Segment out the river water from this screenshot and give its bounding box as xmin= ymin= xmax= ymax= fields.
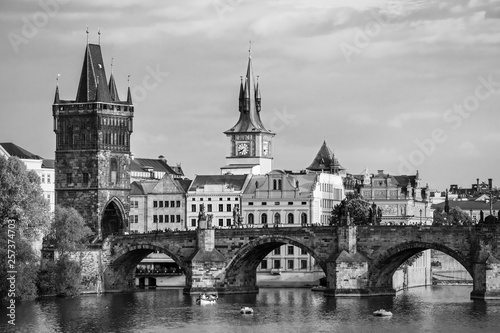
xmin=3 ymin=286 xmax=500 ymax=333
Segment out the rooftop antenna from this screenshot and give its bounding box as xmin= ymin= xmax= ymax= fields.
xmin=98 ymin=27 xmax=101 ymax=45
xmin=86 ymin=26 xmax=89 ymax=44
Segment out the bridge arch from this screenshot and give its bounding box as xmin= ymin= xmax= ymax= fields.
xmin=104 ymin=243 xmax=189 ymax=291
xmin=368 ymin=241 xmax=473 ymax=289
xmin=223 ymin=235 xmax=326 ymax=290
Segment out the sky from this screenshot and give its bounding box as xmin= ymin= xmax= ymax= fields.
xmin=1 ymin=0 xmax=499 ymax=190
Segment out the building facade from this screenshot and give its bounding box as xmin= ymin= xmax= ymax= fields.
xmin=53 ymin=42 xmax=133 ymax=240
xmin=129 ymin=174 xmax=191 ymax=233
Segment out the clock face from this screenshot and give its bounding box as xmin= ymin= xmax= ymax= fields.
xmin=237 ymin=143 xmax=249 ymax=156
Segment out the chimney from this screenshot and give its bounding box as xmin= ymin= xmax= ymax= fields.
xmin=488 ymin=178 xmax=493 ymax=190
xmin=477 ymin=178 xmax=479 ymax=187
xmin=158 ymin=155 xmax=167 ymax=164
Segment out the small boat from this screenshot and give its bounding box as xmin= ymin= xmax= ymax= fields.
xmin=240 ymin=307 xmax=254 ymax=314
xmin=196 ymin=293 xmax=218 ymax=305
xmin=373 ymin=309 xmax=393 ymax=317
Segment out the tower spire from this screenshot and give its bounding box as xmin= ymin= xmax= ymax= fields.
xmin=127 ymin=74 xmax=133 ymax=105
xmin=86 ymin=26 xmax=89 ymax=44
xmin=98 ymin=27 xmax=101 ymax=45
xmin=108 ymin=58 xmax=120 ymax=102
xmin=54 ymin=74 xmax=60 ymax=104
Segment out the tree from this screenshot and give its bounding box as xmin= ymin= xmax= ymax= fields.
xmin=0 ymin=156 xmax=51 ymax=301
xmin=50 ymin=206 xmax=93 ymax=256
xmin=433 ymin=206 xmax=472 ymax=226
xmin=331 ymin=192 xmax=372 ymax=225
xmin=37 ymin=205 xmax=92 ymax=296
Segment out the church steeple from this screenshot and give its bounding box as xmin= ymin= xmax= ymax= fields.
xmin=75 ymin=44 xmax=111 ymax=103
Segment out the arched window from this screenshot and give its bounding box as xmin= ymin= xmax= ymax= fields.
xmin=261 ymin=213 xmax=267 ymax=225
xmin=287 ymin=213 xmax=294 ymax=224
xmin=278 ymin=179 xmax=282 ymax=190
xmin=248 ymin=213 xmax=254 ymax=225
xmin=274 ymin=212 xmax=280 ymax=225
xmin=301 ymin=213 xmax=308 ymax=226
xmin=273 ymin=179 xmax=277 ymax=190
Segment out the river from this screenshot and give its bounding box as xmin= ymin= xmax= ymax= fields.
xmin=2 ymin=286 xmax=499 ymax=333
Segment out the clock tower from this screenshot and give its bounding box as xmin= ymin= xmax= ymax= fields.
xmin=221 ymin=53 xmax=275 ymax=175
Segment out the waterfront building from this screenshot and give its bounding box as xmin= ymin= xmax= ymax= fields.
xmin=129 ymin=174 xmax=191 ymax=233
xmin=432 ymin=200 xmax=500 ymax=223
xmin=357 ymin=170 xmax=433 ymax=225
xmin=0 ymin=142 xmax=55 ymax=212
xmin=130 ymin=154 xmax=184 ymax=181
xmin=186 ymin=174 xmax=250 ymax=230
xmin=52 ymin=42 xmax=133 ymax=240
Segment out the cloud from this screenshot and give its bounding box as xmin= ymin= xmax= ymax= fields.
xmin=388 ymin=111 xmax=441 ymax=128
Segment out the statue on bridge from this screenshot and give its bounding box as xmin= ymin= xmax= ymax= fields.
xmin=197 ymin=204 xmax=208 ymax=229
xmin=233 ymin=205 xmax=243 ymax=228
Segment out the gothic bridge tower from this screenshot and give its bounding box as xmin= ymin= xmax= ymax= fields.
xmin=221 ymin=51 xmax=275 ymax=175
xmin=53 ymin=42 xmax=133 ymax=240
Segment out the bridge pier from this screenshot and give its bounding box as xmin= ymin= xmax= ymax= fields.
xmin=324 ymin=224 xmax=396 ymax=297
xmin=471 ymin=255 xmax=500 ymax=300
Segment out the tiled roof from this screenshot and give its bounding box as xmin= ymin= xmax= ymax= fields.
xmin=42 ymin=159 xmax=55 ymax=169
xmin=0 ymin=142 xmax=42 ymax=159
xmin=131 ymin=158 xmax=179 ymax=175
xmin=189 ymin=175 xmax=248 ymax=191
xmin=75 ymin=44 xmax=112 ymax=103
xmin=307 ymin=141 xmax=344 ymax=172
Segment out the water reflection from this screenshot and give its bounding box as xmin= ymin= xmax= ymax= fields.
xmin=4 ymin=286 xmax=500 ymax=333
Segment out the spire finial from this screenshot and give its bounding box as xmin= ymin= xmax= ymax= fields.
xmin=98 ymin=27 xmax=101 ymax=45
xmin=248 ymin=40 xmax=252 ymax=58
xmin=56 ymin=73 xmax=60 ymax=86
xmin=127 ymin=74 xmax=131 ymax=87
xmin=240 ymin=76 xmax=243 ymax=83
xmin=111 ymin=58 xmax=114 ymax=74
xmin=86 ymin=26 xmax=89 ymax=44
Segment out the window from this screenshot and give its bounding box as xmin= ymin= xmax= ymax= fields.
xmin=200 ymin=198 xmax=204 ymax=201
xmin=153 ymin=201 xmax=158 ymax=208
xmin=278 ymin=179 xmax=282 ymax=190
xmin=287 ymin=213 xmax=294 ymax=224
xmin=249 ymin=202 xmax=254 ymax=206
xmin=274 ymin=247 xmax=281 ymax=255
xmin=66 ymin=173 xmax=72 ymax=184
xmin=176 ymin=215 xmax=181 ymax=223
xmin=208 ymin=198 xmax=211 ymax=201
xmin=262 ymin=202 xmax=267 ymax=206
xmin=273 ymin=179 xmax=277 ymax=190
xmin=261 ymin=260 xmax=268 ymax=269
xmin=274 ymin=260 xmax=281 ymax=269
xmin=301 ymin=248 xmax=307 ymax=255
xmin=218 ymin=219 xmax=223 ymax=227
xmin=235 ymin=198 xmax=238 ymax=201
xmin=159 ymin=215 xmax=163 ymax=223
xmin=274 ymin=213 xmax=280 ymax=224
xmin=227 ymin=204 xmax=231 ymax=212
xmin=288 ymin=202 xmax=293 ymax=205
xmin=287 ymin=246 xmax=294 ymax=255
xmin=153 ymin=215 xmax=158 ymax=223
xmin=219 ymin=198 xmax=223 ymax=201
xmin=165 ymin=201 xmax=169 ymax=207
xmin=207 ymin=204 xmax=212 ymax=212
xmin=301 ymin=213 xmax=308 ymax=225
xmin=110 ymin=158 xmax=118 ymax=184
xmin=261 ymin=213 xmax=267 ymax=225
xmin=287 ymin=260 xmax=294 ymax=270
xmin=219 ymin=204 xmax=223 ymax=212
xmin=171 ymin=201 xmax=175 ymax=207
xmin=301 ymin=202 xmax=307 ymax=205
xmin=275 ymin=202 xmax=280 ymax=205
xmin=191 ymin=219 xmax=196 ymax=227
xmin=226 ymin=218 xmax=231 ymax=226
xmin=47 ymin=174 xmax=51 ymax=183
xmin=159 ymin=201 xmax=163 ymax=208
xmin=83 ymin=173 xmax=89 ymax=185
xmin=191 ymin=204 xmax=196 ymax=212
xmin=176 ymin=201 xmax=181 ymax=207
xmin=171 ymin=215 xmax=175 ymax=223
xmin=248 ymin=213 xmax=254 ymax=225
xmin=301 ymin=260 xmax=307 ymax=270
xmin=42 ymin=174 xmax=46 ymax=183
xmin=227 ymin=198 xmax=231 ymax=201
xmin=165 ymin=215 xmax=169 ymax=223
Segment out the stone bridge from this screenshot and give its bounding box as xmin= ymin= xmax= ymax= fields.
xmin=94 ymin=225 xmax=500 ymax=299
